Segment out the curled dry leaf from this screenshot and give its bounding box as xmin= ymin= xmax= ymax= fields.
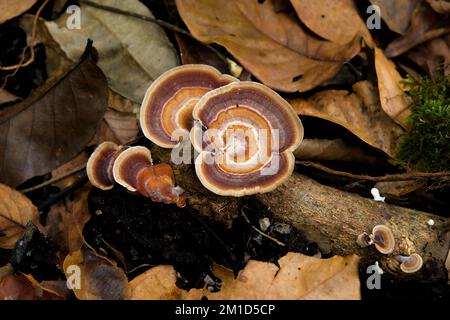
xmin=176 ymin=0 xmax=361 ymax=92
xmin=385 ymin=5 xmax=450 ymax=58
xmin=369 ymin=0 xmax=421 ymax=34
xmin=0 ymin=42 xmax=107 ymax=187
xmin=295 ymin=139 xmax=379 ymax=164
xmin=0 ymin=0 xmax=36 ymax=25
xmin=426 ymin=0 xmax=450 ymax=14
xmin=128 ymin=252 xmax=361 ymax=300
xmin=0 ymin=274 xmax=63 ymax=300
xmin=45 ymin=0 xmax=179 ymax=103
xmin=63 ymin=249 xmax=129 ymax=300
xmin=290 ymin=0 xmax=373 ymax=46
xmin=291 ymin=81 xmax=405 ymax=157
xmin=375 ymin=48 xmax=412 ymax=130
xmin=0 ymin=184 xmax=42 ymax=249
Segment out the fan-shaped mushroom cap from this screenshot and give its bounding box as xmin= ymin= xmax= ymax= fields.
xmin=140 ymin=64 xmax=238 ymax=148
xmin=112 ymin=146 xmax=153 ymax=192
xmin=86 ymin=142 xmax=123 ymax=190
xmin=371 ymin=225 xmax=395 ymax=254
xmin=396 ymin=253 xmax=423 ymax=273
xmin=190 ymin=81 xmax=304 ymax=196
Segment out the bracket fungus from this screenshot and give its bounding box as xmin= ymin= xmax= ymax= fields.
xmin=112 ymin=146 xmax=185 ymax=207
xmin=140 ymin=64 xmax=237 ymax=148
xmin=357 ymin=225 xmax=395 ymax=254
xmin=87 ymin=143 xmax=185 ymax=207
xmin=86 ymin=142 xmax=125 ymax=190
xmin=395 ymin=254 xmax=423 ymax=274
xmin=190 ymin=81 xmax=304 ymax=196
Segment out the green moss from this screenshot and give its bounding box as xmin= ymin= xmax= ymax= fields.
xmin=395 ymin=74 xmax=450 ymax=172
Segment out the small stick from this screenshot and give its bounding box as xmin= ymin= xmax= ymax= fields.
xmin=20 ymin=163 xmax=87 ymax=193
xmin=241 ymin=209 xmax=286 ymax=247
xmin=37 ymin=174 xmax=88 ymax=211
xmin=297 ymin=161 xmax=450 ymax=182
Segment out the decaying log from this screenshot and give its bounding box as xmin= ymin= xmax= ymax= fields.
xmin=151 ymin=146 xmax=450 ymax=282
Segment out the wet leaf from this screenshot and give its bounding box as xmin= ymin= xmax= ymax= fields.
xmin=128 ymin=253 xmax=361 ymax=300
xmin=375 ymin=48 xmax=412 ymax=129
xmin=0 ymin=42 xmax=108 ymax=187
xmin=385 ymin=5 xmax=450 ymax=58
xmin=291 ymin=81 xmax=405 ymax=157
xmin=290 ymin=0 xmax=373 ymax=46
xmin=369 ymin=0 xmax=421 ymax=34
xmin=0 ymin=184 xmax=42 ymax=249
xmin=63 ymin=249 xmax=129 ymax=300
xmin=0 ymin=0 xmax=36 ymax=25
xmin=176 ymin=0 xmax=361 ymax=92
xmin=45 ymin=0 xmax=179 ymax=103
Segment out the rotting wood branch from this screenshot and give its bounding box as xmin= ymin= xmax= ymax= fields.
xmin=151 ymin=145 xmax=450 ymax=282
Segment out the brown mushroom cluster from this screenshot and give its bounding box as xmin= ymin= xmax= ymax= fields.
xmin=139 ymin=64 xmax=304 ymax=196
xmin=357 ymin=224 xmax=423 ymax=274
xmin=87 ymin=142 xmax=185 ymax=207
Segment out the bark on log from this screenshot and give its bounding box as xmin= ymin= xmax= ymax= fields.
xmin=151 ymin=146 xmax=450 ymax=282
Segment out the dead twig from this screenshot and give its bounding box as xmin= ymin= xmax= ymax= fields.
xmin=20 ymin=163 xmax=87 ymax=193
xmin=297 ymin=161 xmax=450 ymax=182
xmin=241 ymin=208 xmax=286 ymax=247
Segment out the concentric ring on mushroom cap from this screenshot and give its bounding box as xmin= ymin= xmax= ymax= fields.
xmin=372 ymin=225 xmax=395 ymax=254
xmin=86 ymin=142 xmax=122 ymax=190
xmin=112 ymin=146 xmax=153 ymax=192
xmin=191 ymin=81 xmax=304 ymax=196
xmin=398 ymin=253 xmax=423 ymax=273
xmin=140 ymin=64 xmax=238 ymax=148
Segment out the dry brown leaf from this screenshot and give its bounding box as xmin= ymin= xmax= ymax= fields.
xmin=0 ymin=42 xmax=107 ymax=187
xmin=426 ymin=0 xmax=450 ymax=14
xmin=369 ymin=0 xmax=421 ymax=34
xmin=290 ymin=0 xmax=373 ymax=46
xmin=63 ymin=249 xmax=129 ymax=300
xmin=176 ymin=0 xmax=361 ymax=92
xmin=128 ymin=265 xmax=186 ymax=300
xmin=129 ymin=253 xmax=361 ymax=300
xmin=22 ymin=274 xmax=70 ymax=299
xmin=375 ymin=48 xmax=412 ymax=130
xmin=406 ymin=34 xmax=450 ymax=76
xmin=103 ymin=109 xmax=139 ymax=145
xmin=0 ymin=0 xmax=36 ymax=25
xmin=45 ymin=186 xmax=91 ymax=260
xmin=108 ymin=90 xmax=139 ymax=114
xmin=294 ymin=139 xmax=379 ymax=164
xmin=291 ymin=81 xmax=404 ymax=157
xmin=175 ymin=34 xmax=228 ymax=74
xmin=0 ymin=184 xmax=42 ymax=249
xmin=385 ymin=5 xmax=450 ymax=58
xmin=0 ymin=88 xmax=20 ymax=107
